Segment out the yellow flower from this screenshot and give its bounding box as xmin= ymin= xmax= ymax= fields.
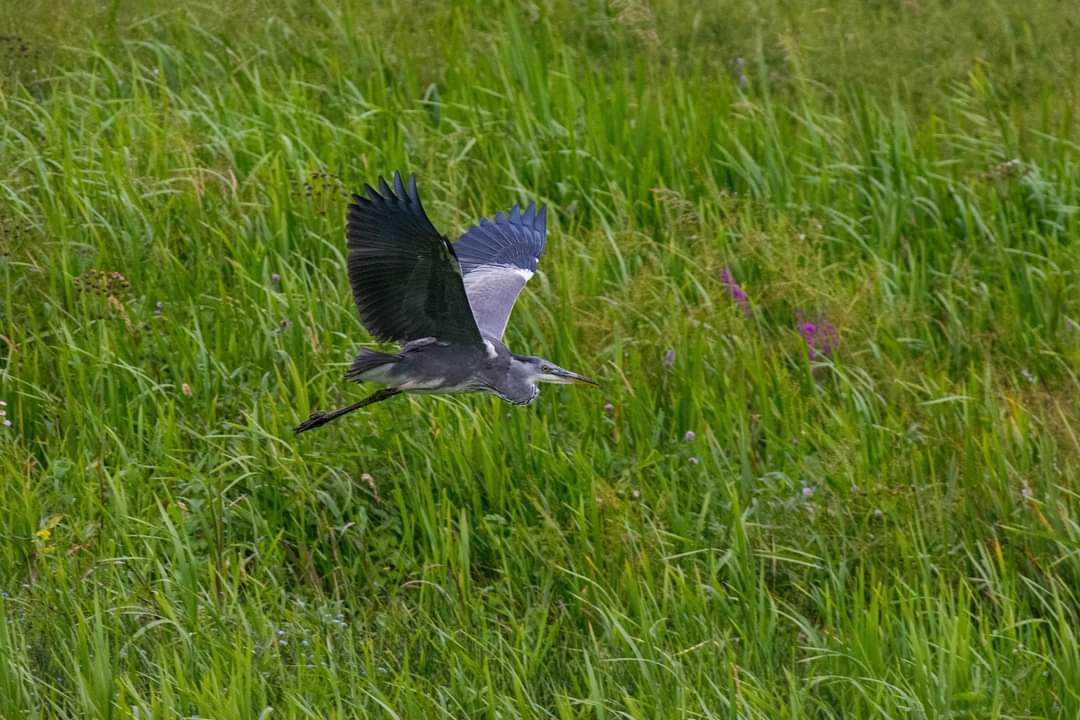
xmin=34 ymin=514 xmax=64 ymax=544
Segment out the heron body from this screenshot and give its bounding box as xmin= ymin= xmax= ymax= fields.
xmin=295 ymin=172 xmax=595 ymax=433
xmin=349 ymin=336 xmax=542 ymax=403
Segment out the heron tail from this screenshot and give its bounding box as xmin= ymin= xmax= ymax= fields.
xmin=294 ymin=388 xmax=402 ymax=433
xmin=345 ymin=349 xmax=400 ymax=383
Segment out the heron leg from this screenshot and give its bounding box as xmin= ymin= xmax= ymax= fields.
xmin=294 ymin=388 xmax=403 ymax=434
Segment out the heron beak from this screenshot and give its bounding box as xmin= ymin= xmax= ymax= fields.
xmin=549 ymin=367 xmax=599 ymax=386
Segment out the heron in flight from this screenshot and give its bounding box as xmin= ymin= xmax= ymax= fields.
xmin=295 ymin=172 xmax=596 ymax=433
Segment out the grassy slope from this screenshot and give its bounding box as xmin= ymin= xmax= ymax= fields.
xmin=1 ymin=0 xmax=1079 ymax=717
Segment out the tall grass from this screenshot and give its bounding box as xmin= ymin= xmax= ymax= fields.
xmin=1 ymin=1 xmax=1078 ymax=717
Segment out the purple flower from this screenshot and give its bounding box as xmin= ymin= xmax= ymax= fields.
xmin=663 ymin=349 xmax=676 ymax=370
xmin=802 ymin=486 xmax=814 ymax=498
xmin=280 ymin=319 xmax=290 ymax=330
xmin=798 ymin=322 xmax=817 ymax=358
xmin=719 ymin=268 xmax=751 ymax=316
xmin=683 ymin=430 xmax=696 ymax=442
xmin=153 ymin=301 xmax=163 ymax=318
xmin=797 ymin=311 xmax=838 ymax=360
xmin=271 ymin=273 xmax=281 ymax=288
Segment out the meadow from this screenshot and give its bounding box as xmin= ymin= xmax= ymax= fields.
xmin=1 ymin=0 xmax=1079 ymax=717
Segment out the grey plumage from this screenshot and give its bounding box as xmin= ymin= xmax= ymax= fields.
xmin=294 ymin=172 xmax=595 ymax=433
xmin=455 ymin=203 xmax=547 ymax=339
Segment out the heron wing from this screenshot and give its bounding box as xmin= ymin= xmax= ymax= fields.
xmin=453 ymin=203 xmax=547 ymax=339
xmin=346 ymin=172 xmax=482 ymax=346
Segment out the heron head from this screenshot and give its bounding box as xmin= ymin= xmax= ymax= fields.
xmin=521 ymin=356 xmax=599 ymax=387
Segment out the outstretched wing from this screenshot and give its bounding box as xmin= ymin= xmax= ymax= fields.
xmin=453 ymin=203 xmax=547 ymax=340
xmin=346 ymin=172 xmax=482 ymax=347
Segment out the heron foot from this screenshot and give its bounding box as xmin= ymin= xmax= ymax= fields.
xmin=294 ymin=411 xmax=335 ymax=433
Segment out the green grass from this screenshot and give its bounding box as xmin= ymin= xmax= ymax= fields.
xmin=2 ymin=0 xmax=1079 ymax=717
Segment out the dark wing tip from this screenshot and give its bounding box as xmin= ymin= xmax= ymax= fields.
xmin=369 ymin=171 xmax=425 ymax=209
xmin=508 ymin=202 xmax=547 ymax=234
xmin=407 ymin=172 xmax=424 ymax=211
xmin=357 ymin=172 xmax=421 ymax=210
xmin=377 ymin=175 xmax=393 ymax=198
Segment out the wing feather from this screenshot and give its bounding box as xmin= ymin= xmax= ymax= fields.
xmin=346 ymin=172 xmax=482 ymax=346
xmin=453 ymin=202 xmax=547 ymax=339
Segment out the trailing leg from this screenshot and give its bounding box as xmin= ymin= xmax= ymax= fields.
xmin=294 ymin=388 xmax=402 ymax=433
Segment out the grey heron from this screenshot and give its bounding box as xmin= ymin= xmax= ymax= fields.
xmin=294 ymin=172 xmax=597 ymax=433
